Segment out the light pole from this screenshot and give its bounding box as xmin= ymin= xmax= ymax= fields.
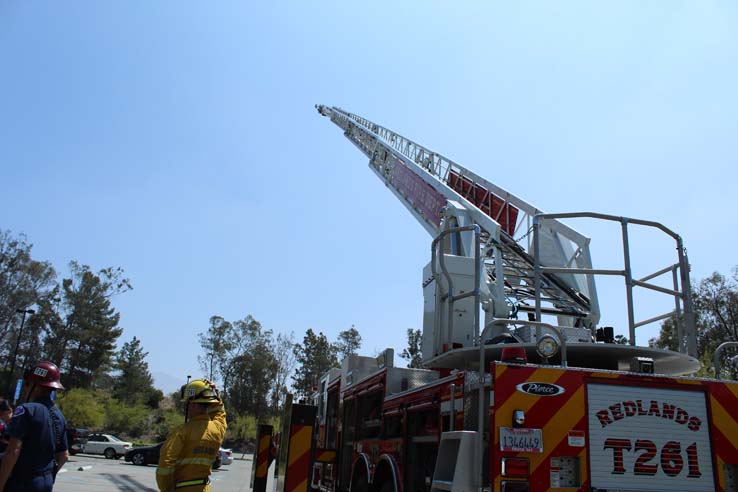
xmin=8 ymin=308 xmax=35 ymax=395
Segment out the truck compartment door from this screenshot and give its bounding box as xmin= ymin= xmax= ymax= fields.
xmin=587 ymin=383 xmax=715 ymax=491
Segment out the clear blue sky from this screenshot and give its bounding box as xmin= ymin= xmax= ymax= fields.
xmin=2 ymin=2 xmax=736 ymax=392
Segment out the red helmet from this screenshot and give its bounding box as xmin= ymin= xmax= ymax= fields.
xmin=24 ymin=361 xmax=65 ymax=390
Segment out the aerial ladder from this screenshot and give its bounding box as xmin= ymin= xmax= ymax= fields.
xmin=315 ymin=104 xmax=697 ymax=372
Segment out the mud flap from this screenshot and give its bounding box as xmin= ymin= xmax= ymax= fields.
xmin=251 ymin=424 xmax=275 ymax=492
xmin=276 ymin=396 xmax=318 ymax=492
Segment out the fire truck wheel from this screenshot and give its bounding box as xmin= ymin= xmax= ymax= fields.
xmin=351 ymin=474 xmax=369 ymax=492
xmin=379 ymin=480 xmax=394 ymax=492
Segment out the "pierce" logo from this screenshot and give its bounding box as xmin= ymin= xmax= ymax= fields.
xmin=516 ymin=382 xmax=565 ymax=396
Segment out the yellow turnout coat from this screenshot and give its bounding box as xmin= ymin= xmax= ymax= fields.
xmin=156 ymin=404 xmax=227 ymax=492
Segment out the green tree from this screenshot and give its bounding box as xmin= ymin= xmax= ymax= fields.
xmin=0 ymin=231 xmax=138 ymax=394
xmin=145 ymin=387 xmax=165 ymax=409
xmin=226 ymin=413 xmax=257 ymax=444
xmin=292 ymin=329 xmax=338 ymax=399
xmin=614 ymin=334 xmax=629 ymax=345
xmin=43 ymin=262 xmax=131 ymax=388
xmin=113 ymin=336 xmax=161 ymax=407
xmin=269 ymin=332 xmax=295 ymax=415
xmin=198 ymin=316 xmax=234 ymax=382
xmin=650 ymin=317 xmax=679 ymax=352
xmin=400 ymin=328 xmax=423 ymax=368
xmin=0 ymin=230 xmax=57 ymax=387
xmin=198 ymin=314 xmax=297 ymax=419
xmin=9 ymin=300 xmax=60 ymax=391
xmin=651 ymin=267 xmax=738 ymax=379
xmin=335 ymin=325 xmax=362 ymax=361
xmin=224 ymin=317 xmax=279 ymax=420
xmin=169 ymin=390 xmax=187 ymax=414
xmin=0 ymin=230 xmax=56 ymax=345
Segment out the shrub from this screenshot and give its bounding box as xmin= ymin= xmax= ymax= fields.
xmin=57 ymin=389 xmax=105 ymax=428
xmin=104 ymin=400 xmax=150 ymax=438
xmin=155 ymin=409 xmax=184 ymax=442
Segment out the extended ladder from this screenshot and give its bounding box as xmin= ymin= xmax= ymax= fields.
xmin=316 ymin=105 xmax=599 ymax=328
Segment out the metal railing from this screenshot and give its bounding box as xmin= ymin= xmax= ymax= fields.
xmin=714 ymin=342 xmax=738 ymax=380
xmin=533 ymin=212 xmax=696 ymax=356
xmin=431 ymin=225 xmax=482 ymax=358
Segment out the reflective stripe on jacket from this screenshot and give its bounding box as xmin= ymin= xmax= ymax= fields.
xmin=156 ymin=404 xmax=227 ymax=492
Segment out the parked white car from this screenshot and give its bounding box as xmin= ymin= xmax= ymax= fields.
xmin=219 ymin=447 xmax=233 ymax=465
xmin=84 ymin=433 xmax=132 ymax=459
xmin=212 ymin=447 xmax=233 ymax=469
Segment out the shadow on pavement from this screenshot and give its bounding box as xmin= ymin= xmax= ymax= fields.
xmin=74 ymin=454 xmax=123 ymax=461
xmin=100 ymin=473 xmax=157 ymax=492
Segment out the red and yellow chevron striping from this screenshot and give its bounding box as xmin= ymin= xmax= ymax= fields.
xmin=256 ymin=433 xmax=272 ymax=479
xmin=285 ymin=425 xmax=313 ymax=492
xmin=314 ymin=449 xmax=336 ymax=464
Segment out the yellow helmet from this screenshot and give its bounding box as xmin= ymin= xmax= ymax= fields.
xmin=180 ymin=379 xmax=220 ymax=404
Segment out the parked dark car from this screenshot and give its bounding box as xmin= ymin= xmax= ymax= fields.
xmin=124 ymin=442 xmax=226 ymax=469
xmin=65 ymin=427 xmax=89 ymax=455
xmin=124 ymin=442 xmax=164 ymax=466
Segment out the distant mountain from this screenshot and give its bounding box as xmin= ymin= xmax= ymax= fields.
xmin=153 ymin=371 xmax=187 ymax=394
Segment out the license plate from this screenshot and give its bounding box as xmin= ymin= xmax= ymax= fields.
xmin=499 ymin=427 xmax=543 ymax=453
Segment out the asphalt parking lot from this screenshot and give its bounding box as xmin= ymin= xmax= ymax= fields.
xmin=54 ymin=453 xmax=263 ymax=492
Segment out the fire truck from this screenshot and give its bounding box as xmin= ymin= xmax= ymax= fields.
xmin=274 ymin=106 xmax=738 ymax=492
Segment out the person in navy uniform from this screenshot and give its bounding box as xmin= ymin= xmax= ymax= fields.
xmin=0 ymin=399 xmax=12 ymax=453
xmin=0 ymin=361 xmax=68 ymax=492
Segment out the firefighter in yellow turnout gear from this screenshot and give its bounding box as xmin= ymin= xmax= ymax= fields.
xmin=157 ymin=379 xmax=227 ymax=492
